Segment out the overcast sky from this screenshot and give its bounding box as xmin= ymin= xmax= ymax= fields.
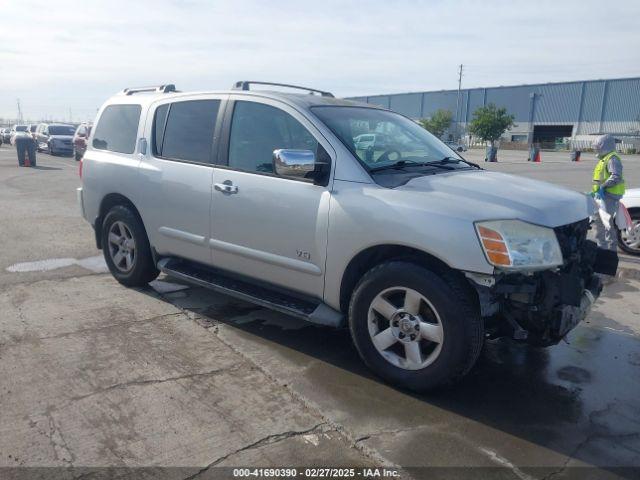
xmin=1 ymin=0 xmax=639 ymax=121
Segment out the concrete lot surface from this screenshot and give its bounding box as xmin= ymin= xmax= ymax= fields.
xmin=0 ymin=145 xmax=639 ymax=479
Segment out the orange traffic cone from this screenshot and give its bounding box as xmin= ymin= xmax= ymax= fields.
xmin=534 ymin=150 xmax=541 ymax=163
xmin=24 ymin=149 xmax=31 ymax=167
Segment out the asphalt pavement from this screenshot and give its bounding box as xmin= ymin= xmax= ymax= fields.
xmin=0 ymin=145 xmax=639 ymax=479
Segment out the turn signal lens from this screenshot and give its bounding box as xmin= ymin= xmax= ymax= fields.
xmin=487 ymin=251 xmax=511 ymax=265
xmin=477 ymin=226 xmax=511 ymax=266
xmin=481 ymin=239 xmax=508 ymax=253
xmin=477 ymin=226 xmax=502 ymax=240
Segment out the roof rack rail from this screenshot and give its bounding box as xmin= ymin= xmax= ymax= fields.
xmin=232 ymin=81 xmax=334 ymax=98
xmin=122 ymin=84 xmax=177 ymax=95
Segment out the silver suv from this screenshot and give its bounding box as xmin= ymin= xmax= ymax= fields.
xmin=79 ymin=82 xmax=611 ymax=390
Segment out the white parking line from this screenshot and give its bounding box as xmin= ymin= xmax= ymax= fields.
xmin=6 ymin=255 xmax=107 ymax=273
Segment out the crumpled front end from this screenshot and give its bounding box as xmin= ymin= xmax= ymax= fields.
xmin=468 ymin=219 xmax=612 ymax=346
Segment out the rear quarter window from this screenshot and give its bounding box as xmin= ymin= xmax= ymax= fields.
xmin=93 ymin=104 xmax=141 ymax=154
xmin=154 ymin=99 xmax=220 ymax=163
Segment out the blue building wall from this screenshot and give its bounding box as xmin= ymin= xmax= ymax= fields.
xmin=348 ymin=77 xmax=640 ymax=137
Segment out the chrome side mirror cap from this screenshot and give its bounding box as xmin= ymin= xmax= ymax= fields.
xmin=273 ymin=149 xmax=317 ymax=179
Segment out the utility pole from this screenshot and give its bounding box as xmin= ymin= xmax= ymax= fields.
xmin=17 ymin=99 xmax=23 ymax=123
xmin=455 ymin=64 xmax=463 ymax=140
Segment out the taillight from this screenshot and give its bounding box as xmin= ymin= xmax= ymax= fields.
xmin=79 ymin=158 xmax=83 ymax=178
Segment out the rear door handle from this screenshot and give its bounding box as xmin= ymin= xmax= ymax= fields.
xmin=214 ymin=181 xmax=238 ymax=194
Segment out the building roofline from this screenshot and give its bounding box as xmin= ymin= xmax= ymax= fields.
xmin=350 ymin=75 xmax=640 ymax=99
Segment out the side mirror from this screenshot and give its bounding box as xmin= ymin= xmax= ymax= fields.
xmin=273 ymin=149 xmax=320 ymax=181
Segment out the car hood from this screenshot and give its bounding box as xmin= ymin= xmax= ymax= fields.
xmin=622 ymin=188 xmax=640 ymax=209
xmin=50 ymin=135 xmax=73 ymax=140
xmin=397 ymin=170 xmax=595 ymax=228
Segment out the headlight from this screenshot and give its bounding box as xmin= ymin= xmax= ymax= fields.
xmin=475 ymin=220 xmax=563 ymax=270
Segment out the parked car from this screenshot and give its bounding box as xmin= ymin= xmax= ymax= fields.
xmin=72 ymin=123 xmax=92 ymax=161
xmin=35 ymin=123 xmax=76 ymax=155
xmin=27 ymin=124 xmax=38 ymax=142
xmin=1 ymin=128 xmax=12 ymax=143
xmin=619 ymin=188 xmax=640 ymax=255
xmin=354 ymin=133 xmax=392 ymax=150
xmin=445 ymin=141 xmax=467 ymax=152
xmin=10 ymin=125 xmax=29 ymax=145
xmin=79 ymin=82 xmax=611 ymax=391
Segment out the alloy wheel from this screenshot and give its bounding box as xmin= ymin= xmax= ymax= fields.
xmin=108 ymin=221 xmax=136 ymax=272
xmin=620 ymin=219 xmax=640 ymax=253
xmin=367 ymin=287 xmax=444 ymax=370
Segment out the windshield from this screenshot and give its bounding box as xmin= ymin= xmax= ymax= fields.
xmin=312 ymin=106 xmax=463 ymax=171
xmin=49 ymin=125 xmax=75 ymax=136
xmin=15 ymin=125 xmax=28 ymax=132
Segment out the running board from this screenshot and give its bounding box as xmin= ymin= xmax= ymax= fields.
xmin=157 ymin=258 xmax=344 ymax=328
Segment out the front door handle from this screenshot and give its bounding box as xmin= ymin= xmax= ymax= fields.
xmin=214 ymin=181 xmax=238 ymax=194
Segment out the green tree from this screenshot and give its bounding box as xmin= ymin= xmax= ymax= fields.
xmin=468 ymin=103 xmax=515 ymax=146
xmin=419 ymin=109 xmax=453 ymax=139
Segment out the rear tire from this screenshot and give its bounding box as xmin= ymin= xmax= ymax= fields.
xmin=102 ymin=205 xmax=159 ymax=287
xmin=348 ymin=261 xmax=483 ymax=391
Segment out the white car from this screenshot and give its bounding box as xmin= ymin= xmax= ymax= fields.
xmin=619 ymin=188 xmax=640 ymax=255
xmin=354 ymin=133 xmax=392 ymax=150
xmin=10 ymin=124 xmax=29 ymax=145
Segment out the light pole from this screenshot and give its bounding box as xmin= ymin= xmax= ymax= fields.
xmin=455 ymin=64 xmax=463 ymax=140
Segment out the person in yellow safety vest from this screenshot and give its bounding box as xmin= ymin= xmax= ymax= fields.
xmin=592 ymin=134 xmax=625 ymax=251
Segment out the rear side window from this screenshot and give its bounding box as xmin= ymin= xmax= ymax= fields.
xmin=93 ymin=104 xmax=141 ymax=154
xmin=154 ymin=100 xmax=220 ymax=163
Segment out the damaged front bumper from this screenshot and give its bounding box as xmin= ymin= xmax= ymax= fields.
xmin=466 ymin=219 xmax=614 ymax=346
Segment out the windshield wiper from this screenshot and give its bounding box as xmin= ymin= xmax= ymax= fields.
xmin=369 ymin=160 xmax=456 ymax=173
xmin=369 ymin=160 xmax=423 ymax=172
xmin=428 ymin=156 xmax=482 ymax=170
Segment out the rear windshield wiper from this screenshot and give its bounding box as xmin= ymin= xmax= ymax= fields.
xmin=369 ymin=160 xmax=455 ymax=173
xmin=428 ymin=156 xmax=482 ymax=170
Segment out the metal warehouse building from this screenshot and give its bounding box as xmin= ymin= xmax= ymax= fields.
xmin=349 ymin=77 xmax=640 ymax=148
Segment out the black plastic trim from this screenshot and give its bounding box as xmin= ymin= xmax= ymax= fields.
xmin=158 ymin=257 xmax=343 ymax=327
xmin=232 ymin=80 xmax=333 ymax=97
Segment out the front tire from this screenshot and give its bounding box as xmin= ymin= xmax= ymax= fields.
xmin=348 ymin=261 xmax=483 ymax=391
xmin=74 ymin=149 xmax=82 ymax=161
xmin=102 ymin=205 xmax=159 ymax=287
xmin=618 ymin=210 xmax=640 ymax=255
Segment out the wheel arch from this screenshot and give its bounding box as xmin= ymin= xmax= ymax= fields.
xmin=339 ymin=244 xmax=462 ymax=314
xmin=95 ymin=193 xmax=145 ymax=250
xmin=626 ymin=206 xmax=640 ymax=215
